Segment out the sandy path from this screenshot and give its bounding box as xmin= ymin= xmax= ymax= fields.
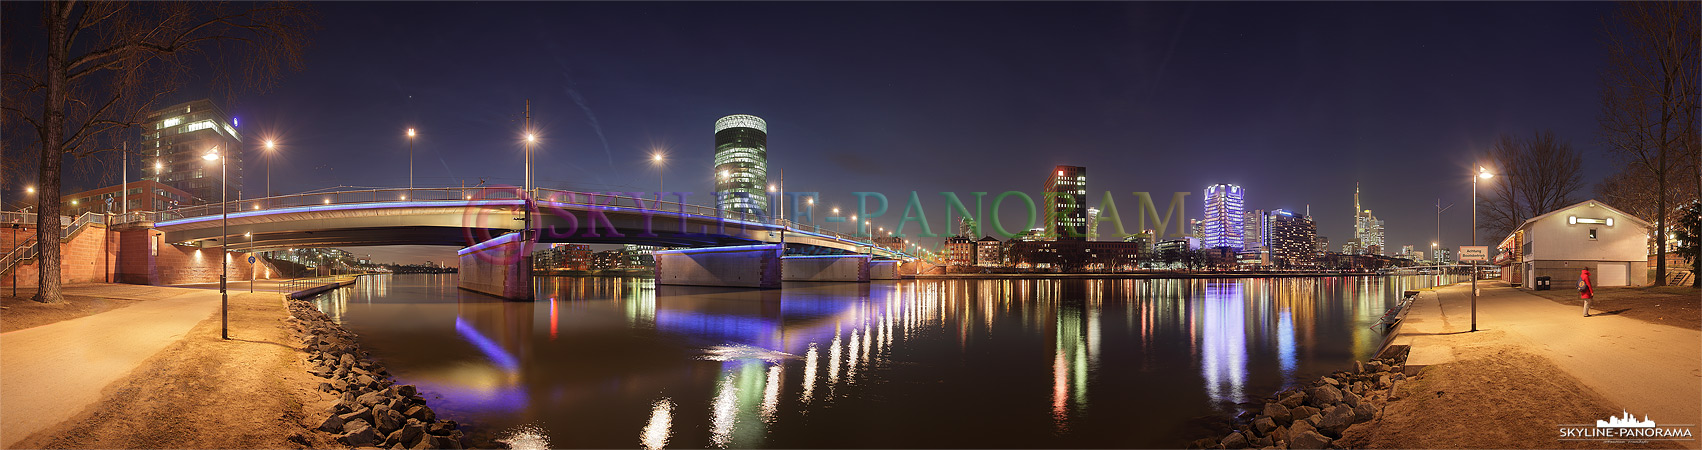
xmin=0 ymin=288 xmax=219 ymax=448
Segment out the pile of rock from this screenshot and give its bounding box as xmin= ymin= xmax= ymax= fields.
xmin=286 ymin=298 xmax=465 ymax=449
xmin=1188 ymin=356 xmax=1408 ymax=449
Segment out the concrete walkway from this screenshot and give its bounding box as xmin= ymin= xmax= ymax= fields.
xmin=1400 ymin=282 xmax=1702 ymax=446
xmin=0 ymin=287 xmax=222 ymax=449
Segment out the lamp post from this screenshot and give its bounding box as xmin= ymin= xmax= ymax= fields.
xmin=264 ymin=140 xmax=276 ymax=200
xmin=407 ymin=129 xmax=416 ymax=191
xmin=651 ymin=152 xmax=666 ymax=197
xmin=832 ymin=207 xmax=841 ymax=234
xmin=1472 ymin=166 xmax=1493 ymax=332
xmin=246 ymin=232 xmax=254 ymax=293
xmin=203 ymin=148 xmax=229 ymax=340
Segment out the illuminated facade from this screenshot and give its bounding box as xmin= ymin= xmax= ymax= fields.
xmin=141 ymin=99 xmax=243 ymax=205
xmin=1243 ymin=209 xmax=1268 ymax=252
xmin=1042 ymin=165 xmax=1088 ymax=240
xmin=713 ymin=114 xmax=768 ymax=216
xmin=1202 ymin=184 xmax=1245 ymax=251
xmin=1267 ymin=209 xmax=1316 ymax=267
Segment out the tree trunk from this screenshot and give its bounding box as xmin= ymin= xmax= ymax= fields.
xmin=33 ymin=1 xmax=68 ymax=303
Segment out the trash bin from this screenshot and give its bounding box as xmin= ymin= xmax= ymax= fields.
xmin=1535 ymin=276 xmax=1551 ymax=290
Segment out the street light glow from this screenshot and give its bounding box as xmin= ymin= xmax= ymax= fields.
xmin=526 ymin=133 xmax=537 ymax=143
xmin=407 ymin=128 xmax=416 ymax=138
xmin=1478 ymin=167 xmax=1494 ymax=179
xmin=265 ymin=140 xmax=276 ymax=150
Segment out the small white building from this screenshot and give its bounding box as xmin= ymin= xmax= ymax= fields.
xmin=1499 ymin=200 xmax=1651 ymax=288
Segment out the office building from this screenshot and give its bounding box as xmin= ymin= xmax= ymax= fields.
xmin=1350 ymin=183 xmax=1385 ymax=255
xmin=1042 ymin=165 xmax=1088 ymax=240
xmin=945 ymin=236 xmax=977 ymax=267
xmin=713 ymin=114 xmax=768 ymax=216
xmin=141 ymin=99 xmax=244 ymax=204
xmin=1267 ymin=208 xmax=1316 ymax=267
xmin=1202 ymin=184 xmax=1245 ymax=251
xmin=976 ymin=236 xmax=1003 ymax=268
xmin=1243 ymin=209 xmax=1268 ymax=252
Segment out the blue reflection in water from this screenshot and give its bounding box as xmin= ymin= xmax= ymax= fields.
xmin=1200 ymin=282 xmax=1248 ymax=406
xmin=456 ymin=317 xmax=521 ymax=372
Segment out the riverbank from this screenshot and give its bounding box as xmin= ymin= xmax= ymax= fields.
xmin=4 ymin=284 xmax=338 ymax=448
xmin=908 ymin=271 xmax=1381 ymax=280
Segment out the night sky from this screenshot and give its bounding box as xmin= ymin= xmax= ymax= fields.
xmin=39 ymin=2 xmax=1621 ymax=264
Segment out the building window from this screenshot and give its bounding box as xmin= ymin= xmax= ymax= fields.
xmin=1588 ymin=228 xmax=1597 ymax=240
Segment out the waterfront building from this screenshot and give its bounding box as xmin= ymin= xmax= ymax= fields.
xmin=873 ymin=236 xmax=908 ymax=252
xmin=1123 ymin=230 xmax=1154 ymax=258
xmin=1042 ymin=165 xmax=1088 ymax=240
xmin=976 ymin=236 xmax=1003 ymax=268
xmin=1498 ymin=200 xmax=1651 ymax=287
xmin=533 ymin=243 xmax=592 ymax=271
xmin=1315 ymin=236 xmax=1329 ymax=255
xmin=1006 ymin=240 xmax=1149 ymax=271
xmin=713 ymin=114 xmax=768 ymax=216
xmin=141 ymin=99 xmax=243 ymax=204
xmin=1267 ymin=209 xmax=1317 ymax=267
xmin=1432 ymin=247 xmax=1451 ymax=264
xmin=945 ymin=236 xmax=977 ymax=267
xmin=1243 ymin=209 xmax=1268 ymax=252
xmin=591 ymin=250 xmax=622 ymax=270
xmin=1202 ymin=184 xmax=1245 ymax=251
xmin=60 ymin=180 xmax=193 ymax=216
xmin=1087 ymin=207 xmax=1101 ymax=241
xmin=622 ymin=244 xmax=664 ymax=268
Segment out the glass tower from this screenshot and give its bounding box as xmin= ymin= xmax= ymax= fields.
xmin=1203 ymin=184 xmax=1245 ymax=251
xmin=140 ymin=99 xmax=243 ymax=205
xmin=713 ymin=115 xmax=768 ymax=216
xmin=1042 ymin=165 xmax=1088 ymax=240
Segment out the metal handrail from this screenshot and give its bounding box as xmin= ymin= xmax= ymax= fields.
xmin=142 ymin=187 xmax=918 ymax=259
xmin=1 ymin=212 xmax=108 ymax=276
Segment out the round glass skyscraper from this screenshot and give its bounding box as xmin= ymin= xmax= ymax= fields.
xmin=714 ymin=114 xmax=768 ymax=216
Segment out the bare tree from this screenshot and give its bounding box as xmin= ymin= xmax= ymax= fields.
xmin=1 ymin=1 xmax=312 ymax=302
xmin=1597 ymin=1 xmax=1700 ymax=286
xmin=1477 ymin=130 xmax=1588 ymax=239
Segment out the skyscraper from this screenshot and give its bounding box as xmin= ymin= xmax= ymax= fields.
xmin=1268 ymin=208 xmax=1316 ymax=267
xmin=1042 ymin=165 xmax=1087 ymax=240
xmin=141 ymin=99 xmax=243 ymax=204
xmin=1202 ymin=184 xmax=1245 ymax=251
xmin=713 ymin=114 xmax=768 ymax=216
xmin=1350 ymin=183 xmax=1385 ymax=255
xmin=1243 ymin=209 xmax=1268 ymax=252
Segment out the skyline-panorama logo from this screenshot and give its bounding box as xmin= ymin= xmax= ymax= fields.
xmin=1558 ymin=410 xmax=1695 ymax=443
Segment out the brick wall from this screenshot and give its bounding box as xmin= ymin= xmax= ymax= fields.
xmin=4 ymin=225 xmax=281 ymax=288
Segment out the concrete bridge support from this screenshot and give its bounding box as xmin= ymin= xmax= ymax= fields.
xmin=458 ymin=233 xmax=534 ymax=301
xmin=655 ymin=245 xmax=782 ymax=288
xmin=782 ymin=255 xmax=871 ymax=282
xmin=869 ymin=260 xmax=900 ymax=280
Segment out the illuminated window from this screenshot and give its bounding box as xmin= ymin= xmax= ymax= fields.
xmin=161 ymin=116 xmax=183 ymax=128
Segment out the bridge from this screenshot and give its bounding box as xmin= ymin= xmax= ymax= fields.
xmin=19 ymin=187 xmax=921 ymax=299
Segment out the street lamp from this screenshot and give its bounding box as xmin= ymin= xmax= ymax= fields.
xmin=245 ymin=231 xmax=254 ymax=293
xmin=264 ymin=140 xmax=276 ymax=200
xmin=1471 ymin=166 xmax=1493 ymax=332
xmin=650 ymin=152 xmax=666 ymax=197
xmin=203 ymin=148 xmax=229 ymax=340
xmin=406 ymin=128 xmax=416 ymax=191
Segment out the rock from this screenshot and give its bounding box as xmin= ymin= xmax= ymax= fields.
xmin=1253 ymin=416 xmax=1277 ymax=436
xmin=1186 ymin=438 xmax=1219 ymax=449
xmin=1271 ymin=426 xmax=1290 ymax=446
xmin=432 ymin=434 xmax=464 ymax=450
xmin=1353 ymin=403 xmax=1376 ymax=423
xmin=407 ymin=405 xmax=437 ymax=423
xmin=374 ymin=404 xmax=404 ymax=434
xmin=427 ymin=421 xmax=456 ymax=435
xmin=339 ymin=419 xmax=379 ymax=447
xmin=338 ymin=406 xmax=373 ymax=426
xmin=1279 ymin=391 xmax=1306 ymax=409
xmin=357 ymin=390 xmax=385 ymax=406
xmin=1290 ymin=419 xmax=1316 ymax=437
xmin=1317 ymin=405 xmax=1355 ymax=438
xmin=317 ymin=382 xmax=335 ymax=393
xmin=356 ymin=374 xmax=377 ymax=390
xmin=1341 ymin=389 xmax=1360 ymax=408
xmin=1291 ymin=406 xmax=1320 ymax=423
xmin=1262 ymin=403 xmax=1293 ymax=426
xmin=1289 ymin=429 xmax=1331 ymax=450
xmin=1355 ymin=361 xmax=1364 ymax=373
xmin=1307 ymin=385 xmax=1342 ymax=408
xmin=331 ymin=379 xmax=351 ymax=392
xmin=340 ymin=353 xmax=356 ymax=366
xmin=317 ymin=413 xmax=345 ymax=432
xmin=1220 ymin=431 xmax=1250 ymax=449
xmin=1321 ymin=377 xmax=1340 ymax=387
xmin=1377 ymin=374 xmax=1391 ymax=389
xmin=309 ymin=365 xmax=334 ymax=378
xmin=398 ymin=385 xmax=418 ymax=397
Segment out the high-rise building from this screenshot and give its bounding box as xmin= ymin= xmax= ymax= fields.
xmin=141 ymin=99 xmax=243 ymax=204
xmin=713 ymin=114 xmax=768 ymax=216
xmin=1087 ymin=207 xmax=1101 ymax=241
xmin=1243 ymin=209 xmax=1268 ymax=252
xmin=1350 ymin=183 xmax=1385 ymax=255
xmin=1267 ymin=209 xmax=1316 ymax=267
xmin=1042 ymin=165 xmax=1087 ymax=240
xmin=1202 ymin=184 xmax=1245 ymax=251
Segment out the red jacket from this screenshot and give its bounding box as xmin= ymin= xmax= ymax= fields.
xmin=1579 ymin=269 xmax=1594 ymax=300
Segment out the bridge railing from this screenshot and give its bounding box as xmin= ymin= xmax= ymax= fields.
xmin=148 ymin=187 xmax=918 ymax=259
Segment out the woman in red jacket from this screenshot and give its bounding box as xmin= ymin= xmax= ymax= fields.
xmin=1579 ymin=268 xmax=1594 ymax=317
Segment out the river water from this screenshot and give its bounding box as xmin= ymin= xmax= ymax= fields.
xmin=313 ymin=274 xmax=1464 ymax=448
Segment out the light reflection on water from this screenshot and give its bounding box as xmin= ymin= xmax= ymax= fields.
xmin=315 ymin=273 xmax=1464 ymax=448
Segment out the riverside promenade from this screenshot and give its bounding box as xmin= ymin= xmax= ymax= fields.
xmin=1398 ymin=282 xmax=1701 ymax=448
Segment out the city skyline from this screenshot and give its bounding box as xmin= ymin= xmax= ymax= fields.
xmin=8 ymin=2 xmax=1622 ymax=264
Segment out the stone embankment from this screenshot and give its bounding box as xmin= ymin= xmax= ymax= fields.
xmin=1189 ymin=354 xmax=1410 ymax=449
xmin=284 ymin=294 xmax=466 ymax=449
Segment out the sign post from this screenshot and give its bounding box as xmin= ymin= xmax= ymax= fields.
xmin=1459 ymin=245 xmax=1489 ymax=331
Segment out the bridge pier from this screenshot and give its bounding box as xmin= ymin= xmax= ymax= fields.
xmin=655 ymin=244 xmax=782 ymax=288
xmin=457 ymin=233 xmax=534 ymax=301
xmin=869 ymin=260 xmax=900 ymax=280
xmin=782 ymin=255 xmax=871 ymax=282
